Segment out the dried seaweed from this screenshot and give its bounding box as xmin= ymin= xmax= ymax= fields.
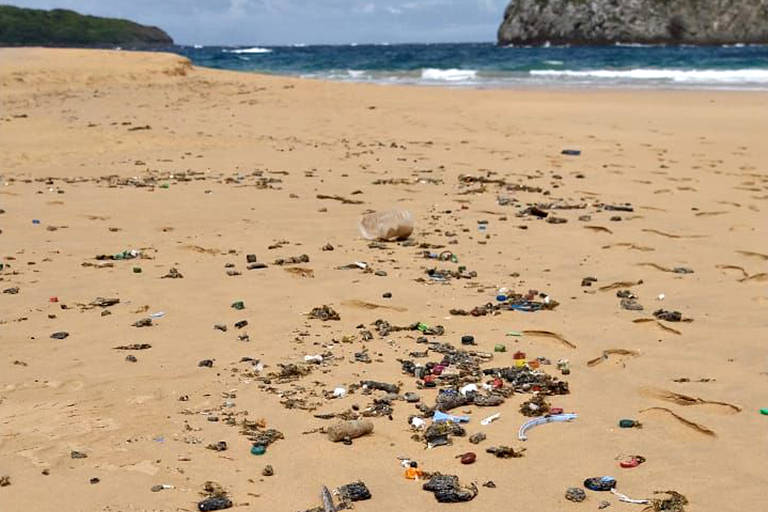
xmin=602 ymin=242 xmax=655 ymax=252
xmin=284 ymin=267 xmax=315 ymax=278
xmin=644 ymin=490 xmax=689 ymax=512
xmin=587 ymin=348 xmax=640 ymax=367
xmin=716 ymin=264 xmax=749 ymax=278
xmin=740 ymin=272 xmax=768 ymax=282
xmin=584 ymin=225 xmax=613 ymax=234
xmin=522 ymin=329 xmax=576 ymax=349
xmin=113 ymin=343 xmax=151 ymax=350
xmin=642 ymin=229 xmax=706 ymax=239
xmin=639 ymin=407 xmax=716 ymax=437
xmin=636 ymin=263 xmax=693 ymax=274
xmin=316 ymin=194 xmax=363 ymax=204
xmin=736 ymin=250 xmax=768 ymax=260
xmin=342 ymin=299 xmax=406 ymax=312
xmin=633 ymin=318 xmax=682 ymax=335
xmin=643 ymin=389 xmax=741 ymax=412
xmin=599 ymin=280 xmax=643 ymax=291
xmin=309 ymin=305 xmax=340 ymax=321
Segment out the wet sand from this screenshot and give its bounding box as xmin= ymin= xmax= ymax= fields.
xmin=1 ymin=48 xmax=767 ymax=511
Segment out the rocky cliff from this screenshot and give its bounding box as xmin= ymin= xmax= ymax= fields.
xmin=498 ymin=0 xmax=768 ymax=46
xmin=0 ymin=5 xmax=173 ymax=47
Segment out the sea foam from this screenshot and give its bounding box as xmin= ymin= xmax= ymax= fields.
xmin=421 ymin=68 xmax=478 ymax=81
xmin=224 ymin=47 xmax=273 ymax=54
xmin=531 ymin=68 xmax=768 ymax=83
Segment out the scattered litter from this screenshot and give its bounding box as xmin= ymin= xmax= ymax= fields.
xmin=480 ymin=413 xmax=500 ymax=426
xmin=359 ymin=208 xmax=413 ymax=241
xmin=338 ymin=481 xmax=371 ymax=502
xmin=648 ymin=490 xmax=688 ymax=512
xmin=619 ymin=455 xmax=646 ymax=468
xmin=486 ymin=445 xmax=525 ymax=458
xmin=565 ymin=487 xmax=586 ymax=502
xmin=457 ymin=452 xmax=476 ymax=464
xmin=309 ymin=305 xmax=340 ymax=321
xmin=422 ymin=474 xmax=478 ymax=503
xmin=197 ymin=497 xmax=232 ymax=511
xmin=584 ymin=476 xmax=616 ymax=491
xmin=433 ymin=411 xmax=470 ymax=423
xmin=327 ymin=419 xmax=374 ymax=442
xmin=518 ymin=413 xmax=577 ymax=441
xmin=610 ymin=488 xmax=649 ymax=505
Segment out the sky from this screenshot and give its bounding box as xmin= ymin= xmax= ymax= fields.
xmin=10 ymin=0 xmax=509 ymax=45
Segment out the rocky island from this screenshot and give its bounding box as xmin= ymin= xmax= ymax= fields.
xmin=0 ymin=5 xmax=172 ymax=47
xmin=498 ymin=0 xmax=768 ymax=46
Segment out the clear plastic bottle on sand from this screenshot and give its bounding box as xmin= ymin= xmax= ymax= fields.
xmin=358 ymin=208 xmax=414 ymax=241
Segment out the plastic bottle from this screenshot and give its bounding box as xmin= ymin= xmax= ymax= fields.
xmin=358 ymin=209 xmax=414 ymax=241
xmin=327 ymin=419 xmax=374 ymax=442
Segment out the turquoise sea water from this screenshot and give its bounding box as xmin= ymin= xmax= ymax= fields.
xmin=162 ymin=42 xmax=768 ymax=89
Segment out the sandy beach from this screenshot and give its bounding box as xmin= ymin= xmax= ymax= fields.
xmin=1 ymin=48 xmax=767 ymax=511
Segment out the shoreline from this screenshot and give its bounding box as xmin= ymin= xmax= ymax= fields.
xmin=5 ymin=46 xmax=768 ymax=94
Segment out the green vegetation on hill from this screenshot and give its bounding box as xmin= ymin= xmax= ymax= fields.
xmin=0 ymin=5 xmax=173 ymax=46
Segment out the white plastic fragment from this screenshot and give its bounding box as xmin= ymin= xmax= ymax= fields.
xmin=480 ymin=413 xmax=500 ymax=426
xmin=610 ymin=488 xmax=650 ymax=505
xmin=410 ymin=417 xmax=426 ymax=429
xmin=518 ymin=413 xmax=578 ymax=441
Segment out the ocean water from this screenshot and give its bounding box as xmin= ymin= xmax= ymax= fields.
xmin=166 ymin=42 xmax=768 ymax=90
